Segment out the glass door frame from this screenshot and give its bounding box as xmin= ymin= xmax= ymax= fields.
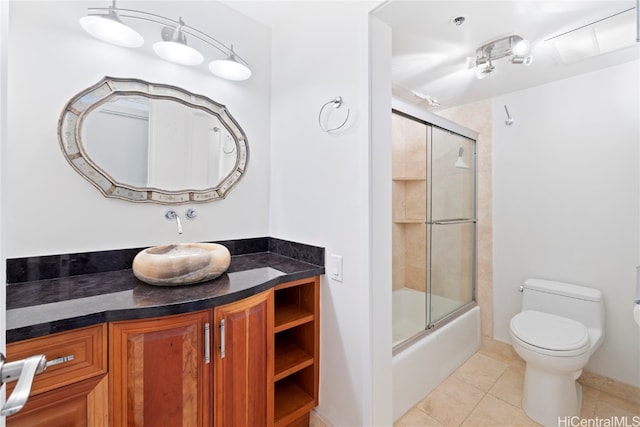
xmin=391 ymin=98 xmax=479 ymax=354
xmin=426 ymin=124 xmax=477 ymax=330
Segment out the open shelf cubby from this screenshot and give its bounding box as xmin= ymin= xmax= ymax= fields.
xmin=273 ymin=277 xmax=319 ymax=427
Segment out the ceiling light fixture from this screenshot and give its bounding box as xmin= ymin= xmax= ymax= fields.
xmin=475 ymin=34 xmax=533 ymax=79
xmin=80 ymin=0 xmax=252 ymax=81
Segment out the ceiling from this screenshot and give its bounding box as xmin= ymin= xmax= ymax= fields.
xmin=373 ymin=1 xmax=639 ymax=110
xmin=227 ymin=1 xmax=639 ymax=111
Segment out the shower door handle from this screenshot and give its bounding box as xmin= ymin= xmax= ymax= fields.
xmin=430 ymin=218 xmax=477 ymax=225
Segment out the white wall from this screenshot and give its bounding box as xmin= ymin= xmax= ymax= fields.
xmin=493 ymin=60 xmax=640 ymax=386
xmin=0 ymin=2 xmax=10 ymax=425
xmin=6 ymin=1 xmax=271 ymax=257
xmin=369 ymin=14 xmax=394 ymax=427
xmin=266 ymin=1 xmax=381 ymax=425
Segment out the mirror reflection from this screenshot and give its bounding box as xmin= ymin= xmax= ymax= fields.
xmin=58 ymin=77 xmax=248 ymax=204
xmin=83 ymin=96 xmax=238 ymax=192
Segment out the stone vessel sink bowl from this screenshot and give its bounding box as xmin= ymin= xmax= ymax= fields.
xmin=132 ymin=243 xmax=231 ymax=286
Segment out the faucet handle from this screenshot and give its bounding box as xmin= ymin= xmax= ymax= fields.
xmin=165 ymin=209 xmax=178 ymax=221
xmin=185 ymin=208 xmax=197 ymax=220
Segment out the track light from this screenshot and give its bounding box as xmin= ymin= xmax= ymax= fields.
xmin=209 ymin=45 xmax=252 ymax=81
xmin=79 ymin=5 xmax=143 ymax=48
xmin=152 ymin=19 xmax=203 ymax=66
xmin=80 ymin=1 xmax=252 ymax=81
xmin=475 ymin=34 xmax=533 ymax=79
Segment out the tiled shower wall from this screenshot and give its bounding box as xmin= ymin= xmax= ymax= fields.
xmin=392 ymin=113 xmax=427 ymax=292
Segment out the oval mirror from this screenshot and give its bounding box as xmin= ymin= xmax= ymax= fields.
xmin=58 ymin=77 xmax=249 ymax=204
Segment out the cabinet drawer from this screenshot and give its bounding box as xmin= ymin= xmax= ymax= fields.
xmin=6 ymin=324 xmax=107 ymax=396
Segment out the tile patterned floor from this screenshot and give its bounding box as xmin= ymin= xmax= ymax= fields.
xmin=395 ymin=349 xmax=640 ymax=427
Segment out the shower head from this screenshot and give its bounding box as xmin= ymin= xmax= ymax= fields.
xmin=504 ymin=105 xmax=514 ymax=126
xmin=455 ymin=147 xmax=469 ymax=169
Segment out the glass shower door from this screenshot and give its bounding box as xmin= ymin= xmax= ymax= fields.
xmin=427 ymin=127 xmax=476 ymax=326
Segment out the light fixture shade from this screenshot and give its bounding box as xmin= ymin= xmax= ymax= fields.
xmin=511 ymin=55 xmax=534 ymax=66
xmin=475 ymin=63 xmax=494 ymax=79
xmin=209 ymin=57 xmax=252 ymax=81
xmin=153 ymin=41 xmax=204 ymax=66
xmin=512 ymin=39 xmax=530 ymax=56
xmin=80 ymin=15 xmax=144 ymax=48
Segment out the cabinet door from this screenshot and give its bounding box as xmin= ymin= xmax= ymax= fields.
xmin=109 ymin=310 xmax=211 ymax=427
xmin=214 ymin=290 xmax=274 ymax=427
xmin=7 ymin=375 xmax=108 ymax=427
xmin=5 ymin=324 xmax=108 ymax=427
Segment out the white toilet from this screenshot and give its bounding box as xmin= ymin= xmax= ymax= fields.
xmin=510 ymin=278 xmax=604 ymax=427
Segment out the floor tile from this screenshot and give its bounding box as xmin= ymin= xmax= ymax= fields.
xmin=452 ymin=352 xmax=508 ymax=392
xmin=595 ymin=390 xmax=640 ymax=418
xmin=461 ymin=394 xmax=540 ymax=426
xmin=417 ymin=376 xmax=485 ymax=426
xmin=488 ymin=365 xmax=525 ymax=407
xmin=395 ymin=349 xmax=640 ymax=427
xmin=579 ymin=384 xmax=600 ymax=419
xmin=394 ymin=407 xmax=444 ymax=427
xmin=310 ymin=410 xmax=329 ymax=427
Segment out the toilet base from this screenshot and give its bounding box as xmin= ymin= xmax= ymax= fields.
xmin=522 ymin=364 xmax=582 ymax=426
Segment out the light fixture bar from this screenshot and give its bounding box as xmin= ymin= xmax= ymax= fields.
xmin=83 ymin=4 xmax=251 ymax=80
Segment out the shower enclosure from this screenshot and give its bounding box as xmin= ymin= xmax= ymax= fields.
xmin=392 ymin=107 xmax=477 ymax=351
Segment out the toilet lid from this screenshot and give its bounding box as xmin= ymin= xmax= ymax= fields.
xmin=510 ymin=310 xmax=589 ymax=352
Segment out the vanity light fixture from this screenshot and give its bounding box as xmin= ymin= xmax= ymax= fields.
xmin=80 ymin=1 xmax=252 ymax=81
xmin=152 ymin=18 xmax=204 ymax=66
xmin=475 ymin=34 xmax=533 ymax=79
xmin=79 ymin=4 xmax=143 ymax=48
xmin=209 ymin=45 xmax=252 ymax=81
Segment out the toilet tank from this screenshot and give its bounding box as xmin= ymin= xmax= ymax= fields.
xmin=522 ymin=278 xmax=604 ymax=329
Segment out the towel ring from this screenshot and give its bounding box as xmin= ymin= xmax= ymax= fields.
xmin=318 ymin=96 xmax=350 ymax=133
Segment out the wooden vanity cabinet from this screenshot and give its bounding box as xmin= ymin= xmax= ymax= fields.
xmin=5 ymin=324 xmax=108 ymax=427
xmin=6 ymin=276 xmax=320 ymax=427
xmin=109 ymin=310 xmax=211 ymax=427
xmin=213 ymin=290 xmax=274 ymax=427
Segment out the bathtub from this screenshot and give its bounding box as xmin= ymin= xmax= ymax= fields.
xmin=392 ymin=288 xmax=481 ymax=421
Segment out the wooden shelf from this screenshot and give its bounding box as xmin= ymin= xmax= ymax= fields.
xmin=274 ymin=338 xmax=314 ymax=382
xmin=274 ymin=304 xmax=314 ymax=333
xmin=274 ymin=378 xmax=315 ymax=426
xmin=272 ymin=277 xmax=319 ymax=426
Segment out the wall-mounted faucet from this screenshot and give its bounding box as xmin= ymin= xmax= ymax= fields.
xmin=165 ymin=210 xmax=183 ymax=234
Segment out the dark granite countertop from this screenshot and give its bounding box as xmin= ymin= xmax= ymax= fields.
xmin=6 ymin=239 xmax=325 ymax=343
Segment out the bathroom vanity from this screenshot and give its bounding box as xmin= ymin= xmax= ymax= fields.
xmin=5 ymin=238 xmax=323 ymax=427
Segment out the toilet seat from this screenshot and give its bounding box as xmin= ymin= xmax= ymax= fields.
xmin=510 ymin=310 xmax=590 ymax=356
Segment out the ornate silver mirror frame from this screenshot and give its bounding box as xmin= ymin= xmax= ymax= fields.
xmin=58 ymin=76 xmax=249 ymax=204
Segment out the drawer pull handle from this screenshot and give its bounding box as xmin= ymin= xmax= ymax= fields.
xmin=46 ymin=355 xmax=74 ymax=368
xmin=220 ymin=319 xmax=225 ymax=359
xmin=204 ymin=323 xmax=211 ymax=364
